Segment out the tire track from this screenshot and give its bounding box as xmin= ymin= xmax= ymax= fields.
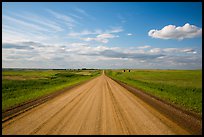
xmin=33 ymin=77 xmax=101 ymax=135
xmin=29 ymin=77 xmax=100 ymax=135
xmin=2 ymin=72 xmax=191 ymax=135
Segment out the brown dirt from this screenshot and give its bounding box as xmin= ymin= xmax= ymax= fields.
xmin=2 ymin=72 xmax=200 ymax=135
xmin=2 ymin=77 xmax=95 ymax=120
xmin=110 ymin=78 xmax=202 ymax=135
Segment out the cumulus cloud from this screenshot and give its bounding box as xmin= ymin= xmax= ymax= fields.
xmin=148 ymin=23 xmax=202 ymax=40
xmin=2 ymin=41 xmax=201 ymax=69
xmin=127 ymin=33 xmax=133 ymax=36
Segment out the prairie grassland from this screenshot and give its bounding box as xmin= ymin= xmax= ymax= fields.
xmin=106 ymin=69 xmax=202 ymax=114
xmin=2 ymin=69 xmax=101 ymax=111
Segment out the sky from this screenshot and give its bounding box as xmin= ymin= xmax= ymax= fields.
xmin=2 ymin=2 xmax=202 ymax=69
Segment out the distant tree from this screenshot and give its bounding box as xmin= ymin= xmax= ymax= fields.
xmin=124 ymin=70 xmax=125 ymax=72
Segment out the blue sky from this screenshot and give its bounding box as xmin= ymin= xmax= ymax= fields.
xmin=2 ymin=2 xmax=202 ymax=69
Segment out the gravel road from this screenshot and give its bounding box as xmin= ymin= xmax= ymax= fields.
xmin=2 ymin=72 xmax=190 ymax=135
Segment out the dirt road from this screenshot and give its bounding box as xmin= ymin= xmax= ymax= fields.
xmin=2 ymin=71 xmax=190 ymax=135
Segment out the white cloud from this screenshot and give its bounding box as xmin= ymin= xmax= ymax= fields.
xmin=2 ymin=23 xmax=53 ymax=43
xmin=47 ymin=9 xmax=77 ymax=29
xmin=150 ymin=48 xmax=161 ymax=53
xmin=68 ymin=29 xmax=102 ymax=37
xmin=107 ymin=27 xmax=123 ymax=33
xmin=81 ymin=33 xmax=119 ymax=43
xmin=127 ymin=33 xmax=133 ymax=36
xmin=148 ymin=23 xmax=202 ymax=40
xmin=163 ymin=48 xmax=197 ymax=54
xmin=137 ymin=45 xmax=151 ymax=49
xmin=3 ymin=10 xmax=85 ymax=44
xmin=9 ymin=12 xmax=63 ymax=32
xmin=97 ymin=33 xmax=118 ymax=39
xmin=69 ymin=13 xmax=83 ymax=19
xmin=3 ymin=15 xmax=49 ymax=32
xmin=180 ymin=49 xmax=197 ymax=54
xmin=2 ymin=41 xmax=201 ymax=69
xmin=81 ymin=37 xmax=109 ymax=43
xmin=70 ymin=42 xmax=88 ymax=47
xmin=67 ymin=26 xmax=123 ymax=38
xmin=3 ymin=12 xmax=71 ymax=44
xmin=74 ymin=8 xmax=94 ymax=20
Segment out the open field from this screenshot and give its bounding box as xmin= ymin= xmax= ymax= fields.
xmin=2 ymin=69 xmax=101 ymax=111
xmin=3 ymin=72 xmax=201 ymax=135
xmin=105 ymin=69 xmax=202 ymax=115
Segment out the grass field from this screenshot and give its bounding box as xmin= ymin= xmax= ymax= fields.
xmin=105 ymin=69 xmax=202 ymax=115
xmin=2 ymin=69 xmax=101 ymax=111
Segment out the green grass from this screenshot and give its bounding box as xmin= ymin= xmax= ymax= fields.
xmin=106 ymin=69 xmax=202 ymax=114
xmin=2 ymin=69 xmax=101 ymax=111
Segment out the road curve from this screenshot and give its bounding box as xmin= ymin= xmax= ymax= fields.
xmin=2 ymin=71 xmax=190 ymax=135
